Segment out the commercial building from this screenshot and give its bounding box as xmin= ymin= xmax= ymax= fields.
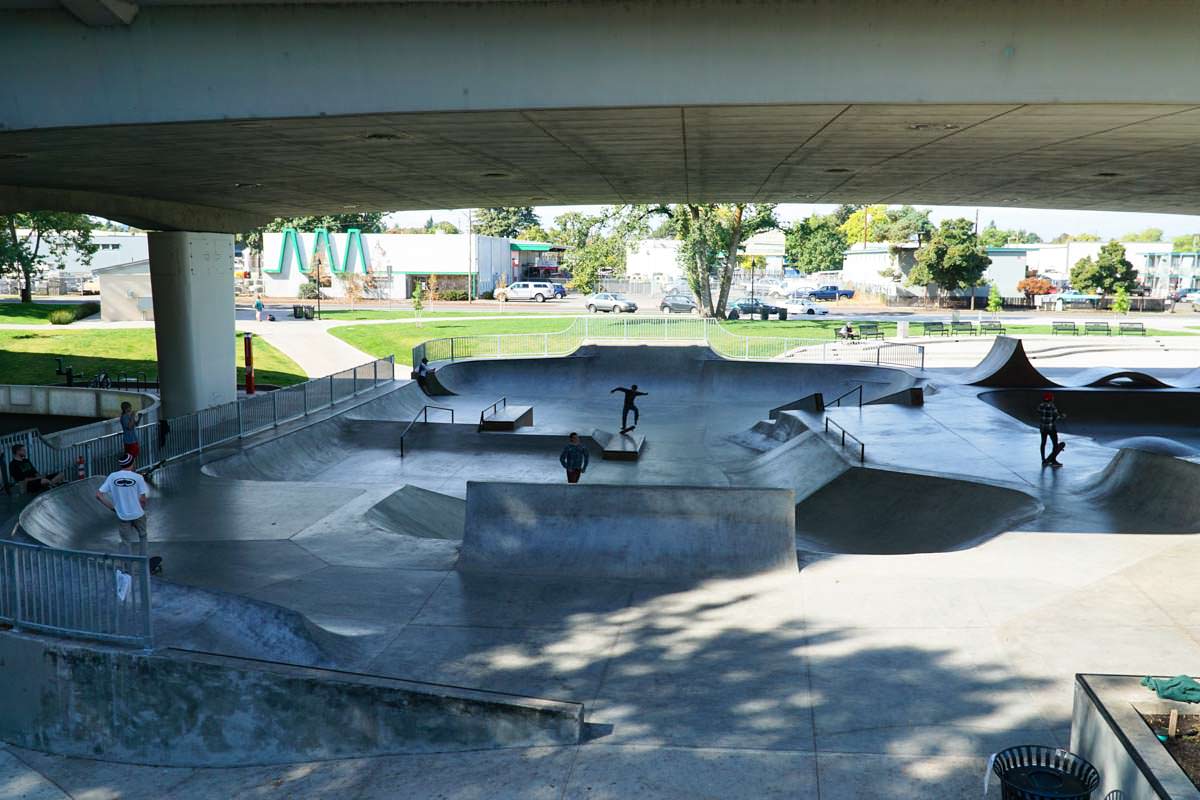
xmin=93 ymin=260 xmax=153 ymax=321
xmin=258 ymin=231 xmax=558 ymax=299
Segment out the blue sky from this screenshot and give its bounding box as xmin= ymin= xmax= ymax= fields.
xmin=386 ymin=204 xmax=1200 ymax=241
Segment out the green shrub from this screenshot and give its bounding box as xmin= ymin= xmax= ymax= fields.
xmin=298 ymin=281 xmax=322 ymax=300
xmin=440 ymin=290 xmax=468 ymax=301
xmin=75 ymin=302 xmax=100 ymax=320
xmin=48 ymin=309 xmax=76 ymax=325
xmin=479 ymin=290 xmax=495 ymax=300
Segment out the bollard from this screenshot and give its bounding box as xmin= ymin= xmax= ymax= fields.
xmin=76 ymin=456 xmax=85 ymax=481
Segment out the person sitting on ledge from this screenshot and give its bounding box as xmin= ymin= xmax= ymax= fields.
xmin=7 ymin=444 xmax=64 ymax=495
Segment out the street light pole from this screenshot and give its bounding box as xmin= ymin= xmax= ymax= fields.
xmin=467 ymin=208 xmax=474 ymax=303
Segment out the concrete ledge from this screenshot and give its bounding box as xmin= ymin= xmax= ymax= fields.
xmin=1072 ymin=673 xmax=1200 ymax=799
xmin=0 ymin=384 xmax=158 ymax=446
xmin=460 ymin=481 xmax=797 ymax=579
xmin=0 ymin=632 xmax=582 ymax=767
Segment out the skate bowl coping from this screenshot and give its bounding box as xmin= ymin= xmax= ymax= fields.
xmin=460 ymin=481 xmax=797 ymax=579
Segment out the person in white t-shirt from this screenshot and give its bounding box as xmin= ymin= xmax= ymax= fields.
xmin=96 ymin=453 xmax=149 ymax=557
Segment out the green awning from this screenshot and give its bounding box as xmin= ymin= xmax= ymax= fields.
xmin=510 ymin=242 xmax=553 ymax=251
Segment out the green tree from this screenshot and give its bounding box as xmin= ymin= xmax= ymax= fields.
xmin=556 ymin=207 xmax=649 ymax=295
xmin=410 ymin=280 xmax=424 ymax=323
xmin=785 ymin=214 xmax=847 ymax=274
xmin=839 ymin=204 xmax=890 ymax=246
xmin=1172 ymin=234 xmax=1200 ymax=252
xmin=515 ymin=225 xmax=552 ymax=242
xmin=986 ymin=282 xmax=1003 ymax=313
xmin=1112 ymin=284 xmax=1132 ymax=314
xmin=906 ymin=218 xmax=992 ymax=303
xmin=1070 ymin=241 xmax=1136 ymax=294
xmin=1 ymin=212 xmax=97 ymax=303
xmin=472 ymin=207 xmax=539 ymax=238
xmin=882 ymin=205 xmax=933 ymax=244
xmin=675 ymin=204 xmax=777 ymax=317
xmin=1051 ymin=232 xmax=1101 ymax=244
xmin=830 ymin=204 xmax=861 ymax=225
xmin=1121 ymin=227 xmax=1163 ymax=243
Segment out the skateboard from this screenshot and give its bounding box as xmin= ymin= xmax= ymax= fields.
xmin=1043 ymin=441 xmax=1066 ymax=467
xmin=619 ymin=425 xmax=636 ymax=435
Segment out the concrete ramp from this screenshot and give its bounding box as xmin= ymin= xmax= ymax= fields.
xmin=364 ymin=485 xmax=465 ymax=540
xmin=725 ymin=430 xmax=850 ymax=502
xmin=1081 ymin=449 xmax=1200 ymax=531
xmin=794 ymin=467 xmax=1041 ymax=555
xmin=460 ymin=481 xmax=797 ymax=579
xmin=961 ymin=336 xmax=1058 ymax=388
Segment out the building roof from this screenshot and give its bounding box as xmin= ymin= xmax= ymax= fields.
xmin=510 ymin=241 xmax=565 ymax=252
xmin=91 ymin=259 xmax=149 ymax=275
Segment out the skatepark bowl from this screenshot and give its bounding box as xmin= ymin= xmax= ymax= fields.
xmin=13 ymin=340 xmax=1200 ymax=795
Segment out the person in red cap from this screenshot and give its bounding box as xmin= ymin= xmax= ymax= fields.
xmin=1038 ymin=391 xmax=1065 ymax=467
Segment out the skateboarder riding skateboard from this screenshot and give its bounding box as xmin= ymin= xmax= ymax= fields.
xmin=611 ymin=384 xmax=648 ymax=433
xmin=1039 ymin=391 xmax=1066 ymax=467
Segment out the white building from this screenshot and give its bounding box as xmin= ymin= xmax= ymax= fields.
xmin=20 ymin=231 xmax=149 ymax=275
xmin=626 ymin=239 xmax=683 ymax=282
xmin=742 ymin=230 xmax=786 ymax=271
xmin=93 ymin=260 xmax=153 ymax=321
xmin=1022 ymin=241 xmax=1171 ymax=284
xmin=841 ymin=243 xmax=1028 ymax=298
xmin=259 ymin=231 xmax=520 ymax=299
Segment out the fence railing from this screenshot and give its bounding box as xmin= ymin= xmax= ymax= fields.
xmin=412 ymin=317 xmax=922 ymax=371
xmin=0 ymin=540 xmax=152 ymax=648
xmin=825 ymin=417 xmax=865 ymax=464
xmin=1 ymin=356 xmax=396 ymax=490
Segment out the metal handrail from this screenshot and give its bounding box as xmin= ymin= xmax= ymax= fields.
xmin=825 ymin=417 xmax=865 ymax=464
xmin=829 ymin=385 xmax=863 ymax=408
xmin=478 ymin=397 xmax=507 ymax=431
xmin=399 ymin=404 xmax=455 ymax=458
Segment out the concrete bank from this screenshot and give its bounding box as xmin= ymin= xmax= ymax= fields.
xmin=460 ymin=481 xmax=797 ymax=579
xmin=0 ymin=384 xmax=157 ymax=445
xmin=0 ymin=632 xmax=583 ymax=767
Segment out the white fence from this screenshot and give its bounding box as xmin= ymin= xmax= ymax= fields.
xmin=0 ymin=540 xmax=152 ymax=648
xmin=413 ymin=317 xmax=924 ymax=370
xmin=1 ymin=356 xmax=396 ymax=490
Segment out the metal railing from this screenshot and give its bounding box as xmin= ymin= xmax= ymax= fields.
xmin=399 ymin=405 xmax=455 ymax=458
xmin=411 ymin=317 xmax=922 ymax=369
xmin=478 ymin=397 xmax=507 ymax=431
xmin=0 ymin=540 xmax=152 ymax=648
xmin=0 ymin=356 xmax=397 ymax=489
xmin=825 ymin=418 xmax=865 ymax=464
xmin=829 ymin=385 xmax=863 ymax=408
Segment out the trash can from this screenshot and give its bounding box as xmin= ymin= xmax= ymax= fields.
xmin=292 ymin=304 xmax=303 ymax=319
xmin=759 ymin=309 xmax=769 ymax=320
xmin=778 ymin=308 xmax=788 ymax=321
xmin=727 ymin=309 xmax=739 ymax=320
xmin=991 ymin=746 xmax=1100 ymax=800
xmin=303 ymin=305 xmax=315 ymax=320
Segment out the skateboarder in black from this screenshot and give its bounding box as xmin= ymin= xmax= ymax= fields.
xmin=1039 ymin=391 xmax=1066 ymax=467
xmin=611 ymin=384 xmax=648 ymax=433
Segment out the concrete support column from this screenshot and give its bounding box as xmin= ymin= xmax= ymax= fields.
xmin=148 ymin=232 xmax=236 ymax=417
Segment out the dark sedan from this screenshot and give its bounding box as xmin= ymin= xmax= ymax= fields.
xmin=660 ymin=293 xmax=699 ymax=314
xmin=726 ymin=297 xmax=784 ymax=319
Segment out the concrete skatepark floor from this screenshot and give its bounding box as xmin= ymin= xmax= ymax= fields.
xmin=11 ymin=343 xmax=1200 ymax=798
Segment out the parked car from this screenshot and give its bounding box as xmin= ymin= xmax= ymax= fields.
xmin=806 ymin=285 xmax=855 ymax=301
xmin=660 ymin=293 xmax=699 ymax=314
xmin=495 ymin=281 xmax=558 ymax=302
xmin=552 ymin=283 xmax=568 ymax=299
xmin=726 ymin=296 xmax=784 ymax=319
xmin=586 ymin=292 xmax=638 ymax=313
xmin=784 ymin=297 xmax=828 ymax=316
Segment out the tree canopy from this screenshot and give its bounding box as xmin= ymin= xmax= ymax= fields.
xmin=838 ymin=204 xmax=890 ymax=246
xmin=1 ymin=212 xmax=97 ymax=303
xmin=906 ymin=217 xmax=991 ymax=296
xmin=785 ymin=214 xmax=847 ymax=274
xmin=1120 ymin=227 xmax=1163 ymax=243
xmin=674 ymin=204 xmax=777 ymax=317
xmin=1172 ymin=233 xmax=1200 ymax=252
xmin=556 ymin=207 xmax=650 ymax=295
xmin=978 ymin=222 xmax=1042 ymax=247
xmin=1069 ymin=241 xmax=1137 ymax=294
xmin=471 ymin=207 xmax=540 ymax=239
xmin=1050 ymin=232 xmax=1101 ymax=244
xmin=881 ymin=205 xmax=934 ymax=244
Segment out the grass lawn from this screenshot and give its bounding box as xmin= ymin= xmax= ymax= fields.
xmin=0 ymin=330 xmax=306 ymax=386
xmin=318 ymin=308 xmax=509 ymax=321
xmin=332 ymin=314 xmax=1197 ymax=364
xmin=331 ymin=318 xmax=581 ymax=360
xmin=0 ymin=301 xmax=99 ymax=325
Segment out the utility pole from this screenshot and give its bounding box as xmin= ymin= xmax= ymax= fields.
xmin=467 ymin=208 xmax=474 ymax=303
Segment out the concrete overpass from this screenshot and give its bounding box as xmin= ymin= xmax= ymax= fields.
xmin=4 ymin=0 xmax=1200 ymax=413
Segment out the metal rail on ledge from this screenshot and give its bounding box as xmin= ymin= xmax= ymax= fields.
xmin=828 ymin=384 xmax=863 ymax=408
xmin=399 ymin=405 xmax=455 ymax=458
xmin=825 ymin=417 xmax=865 ymax=464
xmin=478 ymin=397 xmax=507 ymax=431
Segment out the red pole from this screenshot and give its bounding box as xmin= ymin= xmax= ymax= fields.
xmin=243 ymin=332 xmax=255 ymax=395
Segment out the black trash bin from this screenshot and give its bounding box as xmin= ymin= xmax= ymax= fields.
xmin=778 ymin=308 xmax=788 ymax=321
xmin=759 ymin=309 xmax=769 ymax=320
xmin=292 ymin=304 xmax=303 ymax=319
xmin=727 ymin=309 xmax=739 ymax=320
xmin=303 ymin=305 xmax=316 ymax=320
xmin=991 ymin=746 xmax=1100 ymax=800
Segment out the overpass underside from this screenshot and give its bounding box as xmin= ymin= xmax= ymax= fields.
xmin=4 ymin=0 xmax=1200 ymax=229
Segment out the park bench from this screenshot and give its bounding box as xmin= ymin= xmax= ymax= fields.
xmin=1052 ymin=321 xmax=1078 ymax=335
xmin=979 ymin=320 xmax=1006 ymax=335
xmin=1118 ymin=321 xmax=1146 ymax=336
xmin=1084 ymin=321 xmax=1112 ymax=336
xmin=951 ymin=321 xmax=976 ymax=335
xmin=857 ymin=322 xmax=884 ymax=340
xmin=921 ymin=321 xmax=948 ymax=336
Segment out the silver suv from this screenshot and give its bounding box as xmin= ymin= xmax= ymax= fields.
xmin=497 ymin=281 xmax=556 ymax=302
